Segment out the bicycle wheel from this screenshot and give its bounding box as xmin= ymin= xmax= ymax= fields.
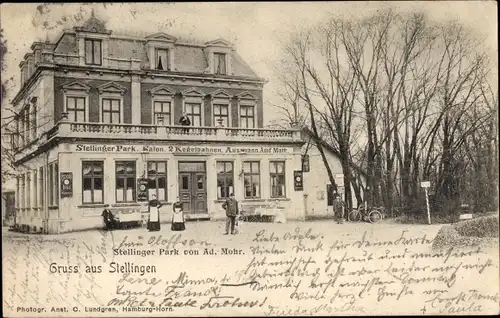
xmin=348 ymin=210 xmax=362 ymax=222
xmin=368 ymin=209 xmax=383 ymax=223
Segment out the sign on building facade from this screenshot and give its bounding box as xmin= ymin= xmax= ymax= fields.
xmin=137 ymin=178 xmax=149 ymax=202
xmin=294 ymin=170 xmax=303 ymax=191
xmin=60 ymin=172 xmax=73 ymax=198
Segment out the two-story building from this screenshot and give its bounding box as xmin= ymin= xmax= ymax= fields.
xmin=11 ymin=12 xmax=306 ymax=234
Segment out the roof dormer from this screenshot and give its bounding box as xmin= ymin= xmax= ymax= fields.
xmin=204 ymin=38 xmax=233 ymax=76
xmin=145 ymin=32 xmax=178 ymax=43
xmin=74 ymin=10 xmax=111 ymax=68
xmin=205 ymin=38 xmax=232 ymax=49
xmin=146 ymin=33 xmax=177 ymax=71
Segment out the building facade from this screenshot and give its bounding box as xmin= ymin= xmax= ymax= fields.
xmin=300 ymin=130 xmax=366 ymax=219
xmin=11 ymin=13 xmax=305 ymax=234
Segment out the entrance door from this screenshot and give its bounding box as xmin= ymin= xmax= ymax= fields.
xmin=327 ymin=184 xmax=334 ymax=214
xmin=178 ymin=162 xmax=207 ymax=214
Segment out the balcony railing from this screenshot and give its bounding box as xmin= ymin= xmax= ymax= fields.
xmin=55 ymin=121 xmax=302 ymax=143
xmin=13 ymin=120 xmax=302 ymax=162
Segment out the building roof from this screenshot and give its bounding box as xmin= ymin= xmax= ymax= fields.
xmin=301 ymin=127 xmax=368 ymax=177
xmin=73 ymin=9 xmax=112 ymax=34
xmin=45 ymin=12 xmax=262 ymax=80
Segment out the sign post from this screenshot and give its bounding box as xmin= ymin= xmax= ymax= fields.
xmin=420 ymin=181 xmax=431 ymax=225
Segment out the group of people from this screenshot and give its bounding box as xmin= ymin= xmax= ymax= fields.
xmin=146 ymin=192 xmax=241 ymax=234
xmin=103 ymin=191 xmax=345 ymax=233
xmin=146 ymin=194 xmax=186 ymax=232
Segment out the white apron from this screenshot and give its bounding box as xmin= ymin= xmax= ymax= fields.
xmin=149 ymin=206 xmax=159 ymax=222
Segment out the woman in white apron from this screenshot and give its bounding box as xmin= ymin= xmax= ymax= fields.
xmin=171 ymin=198 xmax=186 ymax=231
xmin=147 ymin=194 xmax=162 ymax=231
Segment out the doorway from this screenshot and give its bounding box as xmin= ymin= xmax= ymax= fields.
xmin=178 ymin=161 xmax=207 ymax=214
xmin=327 ymin=184 xmax=334 ymax=214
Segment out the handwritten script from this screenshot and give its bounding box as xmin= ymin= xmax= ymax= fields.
xmin=3 ymin=224 xmax=499 ymax=316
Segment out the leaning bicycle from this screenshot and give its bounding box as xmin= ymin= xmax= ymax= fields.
xmin=348 ymin=203 xmax=385 ymax=224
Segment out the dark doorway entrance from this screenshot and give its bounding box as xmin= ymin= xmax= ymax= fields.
xmin=178 ymin=161 xmax=207 ymax=214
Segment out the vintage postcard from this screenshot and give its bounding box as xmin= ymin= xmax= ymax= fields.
xmin=1 ymin=2 xmax=499 ymax=317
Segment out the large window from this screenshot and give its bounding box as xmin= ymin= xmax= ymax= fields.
xmin=39 ymin=166 xmax=44 ymax=208
xmin=16 ymin=177 xmax=20 ymax=210
xmin=54 ymin=163 xmax=59 ymax=206
xmin=270 ymin=161 xmax=286 ymax=198
xmin=102 ymin=98 xmax=121 ymax=123
xmin=18 ymin=111 xmax=24 ymax=148
xmin=155 ymin=48 xmax=169 ymax=70
xmin=116 ymin=161 xmax=136 ymax=203
xmin=243 ymin=161 xmax=260 ymax=198
xmin=82 ymin=161 xmax=104 ymax=204
xmin=33 ymin=170 xmax=38 ymax=212
xmin=153 ymin=101 xmax=171 ymax=125
xmin=216 ymin=161 xmax=234 ymax=199
xmin=67 ymin=96 xmax=86 ymax=122
xmin=185 ymin=103 xmax=202 ymax=127
xmin=85 ymin=39 xmax=102 ymax=65
xmin=147 ymin=161 xmax=167 ymax=201
xmin=20 ymin=174 xmax=25 ymax=209
xmin=48 ymin=162 xmax=59 ymax=206
xmin=26 ymin=172 xmax=31 ymax=209
xmin=24 ymin=106 xmax=30 ymax=144
xmin=214 ymin=53 xmax=226 ymax=75
xmin=31 ymin=105 xmax=37 ymax=139
xmin=240 ymin=105 xmax=255 ymax=128
xmin=48 ymin=167 xmax=53 ymax=206
xmin=213 ymin=104 xmax=229 ymax=127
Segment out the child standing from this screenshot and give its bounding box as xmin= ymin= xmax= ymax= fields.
xmin=171 ymin=199 xmax=186 ymax=231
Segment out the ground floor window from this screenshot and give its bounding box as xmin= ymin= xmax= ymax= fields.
xmin=116 ymin=161 xmax=136 ymax=203
xmin=48 ymin=162 xmax=59 ymax=206
xmin=270 ymin=161 xmax=286 ymax=198
xmin=26 ymin=172 xmax=31 ymax=209
xmin=147 ymin=161 xmax=167 ymax=201
xmin=216 ymin=161 xmax=234 ymax=199
xmin=243 ymin=161 xmax=260 ymax=198
xmin=20 ymin=174 xmax=25 ymax=209
xmin=33 ymin=169 xmax=38 ymax=212
xmin=82 ymin=161 xmax=104 ymax=204
xmin=39 ymin=166 xmax=44 ymax=208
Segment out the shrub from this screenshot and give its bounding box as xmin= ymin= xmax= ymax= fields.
xmin=453 ymin=215 xmax=499 ymax=238
xmin=432 ymin=215 xmax=499 ymax=251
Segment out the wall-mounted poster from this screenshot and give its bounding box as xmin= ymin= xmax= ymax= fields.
xmin=60 ymin=172 xmax=73 ymax=198
xmin=294 ymin=170 xmax=303 ymax=191
xmin=137 ymin=178 xmax=149 ymax=201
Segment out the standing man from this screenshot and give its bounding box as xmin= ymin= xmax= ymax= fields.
xmin=179 ymin=111 xmax=191 ymax=134
xmin=222 ymin=193 xmax=239 ymax=235
xmin=333 ymin=194 xmax=345 ymax=224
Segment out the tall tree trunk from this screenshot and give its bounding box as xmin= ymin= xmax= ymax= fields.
xmin=350 ymin=173 xmax=364 ymax=208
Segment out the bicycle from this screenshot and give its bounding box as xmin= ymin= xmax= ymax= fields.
xmin=348 ymin=203 xmax=385 ymax=224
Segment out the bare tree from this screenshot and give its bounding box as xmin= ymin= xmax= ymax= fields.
xmin=277 ymin=28 xmax=345 ymax=199
xmin=275 ymin=10 xmax=496 ymax=219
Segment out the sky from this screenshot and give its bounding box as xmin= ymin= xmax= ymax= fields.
xmin=0 ymin=1 xmax=497 ymax=126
